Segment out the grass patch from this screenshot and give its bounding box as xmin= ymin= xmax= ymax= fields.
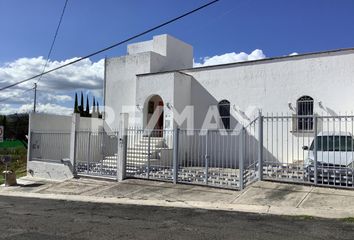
xmin=0 ymin=147 xmax=27 ymax=185
xmin=342 ymin=217 xmax=354 ymax=223
xmin=0 ymin=140 xmax=26 ymax=149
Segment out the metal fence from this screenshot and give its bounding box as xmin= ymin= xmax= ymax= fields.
xmin=75 ymin=130 xmax=119 ymax=179
xmin=178 ymin=129 xmax=242 ymax=189
xmin=126 ymin=128 xmax=174 ymax=181
xmin=30 ymin=131 xmax=71 ymax=162
xmin=126 ymin=126 xmax=260 ymax=190
xmin=262 ymin=115 xmax=354 ymax=188
xmin=243 ymin=118 xmax=261 ymax=187
xmin=29 ymin=113 xmax=354 ymax=190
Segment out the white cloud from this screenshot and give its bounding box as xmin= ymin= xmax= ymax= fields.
xmin=19 ymin=103 xmax=72 ymax=115
xmin=0 ymin=103 xmax=72 ymax=116
xmin=0 ymin=57 xmax=104 ymax=91
xmin=194 ymin=49 xmax=266 ymax=67
xmin=45 ymin=93 xmax=72 ymax=102
xmin=0 ymin=56 xmax=104 ymax=115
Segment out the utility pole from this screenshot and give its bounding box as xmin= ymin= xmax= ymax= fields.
xmin=33 ymin=83 xmax=37 ymax=113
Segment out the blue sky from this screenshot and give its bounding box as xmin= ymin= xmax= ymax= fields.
xmin=0 ymin=0 xmax=354 ymax=115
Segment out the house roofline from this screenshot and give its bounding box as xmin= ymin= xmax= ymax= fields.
xmin=136 ymin=47 xmax=354 ymax=77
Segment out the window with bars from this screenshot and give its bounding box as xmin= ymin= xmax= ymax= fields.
xmin=218 ymin=100 xmax=230 ymax=129
xmin=297 ymin=96 xmax=314 ymax=131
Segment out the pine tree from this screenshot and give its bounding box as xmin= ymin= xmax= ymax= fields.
xmin=92 ymin=97 xmax=98 ymax=118
xmin=80 ymin=91 xmax=84 ymax=116
xmin=85 ymin=95 xmax=90 ymax=117
xmin=96 ymin=102 xmax=102 ymax=119
xmin=74 ymin=92 xmax=79 ymax=113
xmin=92 ymin=97 xmax=96 ymax=113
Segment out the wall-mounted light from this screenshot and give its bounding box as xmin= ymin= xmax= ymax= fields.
xmin=136 ymin=104 xmax=143 ymax=111
xmin=288 ymin=102 xmax=295 ymax=112
xmin=318 ymin=101 xmax=324 ymax=109
xmin=232 ymin=104 xmax=250 ymax=121
xmin=166 ymin=102 xmax=173 ymax=110
xmin=232 ymin=104 xmax=244 ymax=115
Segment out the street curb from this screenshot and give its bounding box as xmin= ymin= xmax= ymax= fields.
xmin=1 ymin=190 xmax=353 ymax=219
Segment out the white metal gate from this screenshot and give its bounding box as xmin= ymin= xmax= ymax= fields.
xmin=126 ymin=129 xmax=174 ymax=181
xmin=75 ymin=130 xmax=119 ymax=179
xmin=125 ymin=126 xmax=259 ymax=190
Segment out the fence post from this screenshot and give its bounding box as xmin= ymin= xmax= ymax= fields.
xmin=239 ymin=128 xmax=244 ymax=190
xmin=205 ymin=129 xmax=209 ymax=185
xmin=172 ymin=128 xmax=179 ymax=184
xmin=147 ymin=134 xmax=151 ymax=179
xmin=27 ymin=113 xmax=33 ymax=165
xmin=99 ymin=128 xmax=104 ymax=175
xmin=117 ymin=113 xmax=129 ymax=181
xmin=70 ymin=113 xmax=80 ymax=175
xmin=313 ymin=115 xmax=318 ymax=184
xmin=117 ymin=129 xmax=127 ymax=181
xmin=258 ymin=111 xmax=264 ymax=181
xmin=86 ymin=132 xmax=91 ymax=174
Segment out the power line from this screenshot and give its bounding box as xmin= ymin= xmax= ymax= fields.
xmin=37 ymin=0 xmax=69 ymax=84
xmin=34 ymin=0 xmax=69 ymax=112
xmin=0 ymin=0 xmax=69 ymax=104
xmin=0 ymin=88 xmax=34 ymax=104
xmin=0 ymin=0 xmax=220 ymax=92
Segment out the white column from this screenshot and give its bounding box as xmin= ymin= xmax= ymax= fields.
xmin=70 ymin=113 xmax=80 ymax=174
xmin=117 ymin=113 xmax=129 ymax=181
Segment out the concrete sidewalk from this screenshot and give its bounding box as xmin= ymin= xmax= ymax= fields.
xmin=1 ymin=177 xmax=354 ymax=219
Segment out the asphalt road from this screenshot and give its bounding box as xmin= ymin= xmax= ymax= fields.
xmin=0 ymin=196 xmax=353 ymax=240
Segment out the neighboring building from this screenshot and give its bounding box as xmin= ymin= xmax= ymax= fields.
xmin=104 ymin=34 xmax=354 ymax=131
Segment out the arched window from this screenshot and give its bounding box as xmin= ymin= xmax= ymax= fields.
xmin=218 ymin=100 xmax=230 ymax=129
xmin=297 ymin=96 xmax=314 ymax=131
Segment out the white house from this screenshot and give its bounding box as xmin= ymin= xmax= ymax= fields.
xmin=27 ymin=34 xmax=354 ymax=187
xmin=104 ymin=34 xmax=354 ymax=132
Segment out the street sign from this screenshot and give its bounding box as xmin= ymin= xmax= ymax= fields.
xmin=0 ymin=125 xmax=3 ymax=143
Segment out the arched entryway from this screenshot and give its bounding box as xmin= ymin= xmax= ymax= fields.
xmin=144 ymin=95 xmax=164 ymax=130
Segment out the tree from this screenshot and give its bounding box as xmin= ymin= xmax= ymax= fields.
xmin=92 ymin=96 xmax=96 ymax=113
xmin=85 ymin=95 xmax=90 ymax=117
xmin=80 ymin=91 xmax=84 ymax=116
xmin=92 ymin=97 xmax=99 ymax=118
xmin=96 ymin=102 xmax=102 ymax=119
xmin=74 ymin=93 xmax=79 ymax=113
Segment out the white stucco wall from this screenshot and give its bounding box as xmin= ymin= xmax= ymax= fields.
xmin=29 ymin=113 xmax=72 ymax=132
xmin=104 ymin=34 xmax=354 ymax=165
xmin=29 ymin=113 xmax=104 ymax=132
xmin=135 ymin=72 xmax=192 ymax=129
xmin=136 ymin=72 xmax=175 ymax=129
xmin=104 ymin=53 xmax=153 ymax=129
xmin=106 ymin=34 xmax=354 ymax=130
xmin=180 ymin=50 xmax=354 ymax=128
xmin=127 ymin=34 xmax=193 ymax=71
xmin=104 ymin=34 xmax=193 ymax=130
xmin=27 ymin=113 xmax=105 ymax=181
